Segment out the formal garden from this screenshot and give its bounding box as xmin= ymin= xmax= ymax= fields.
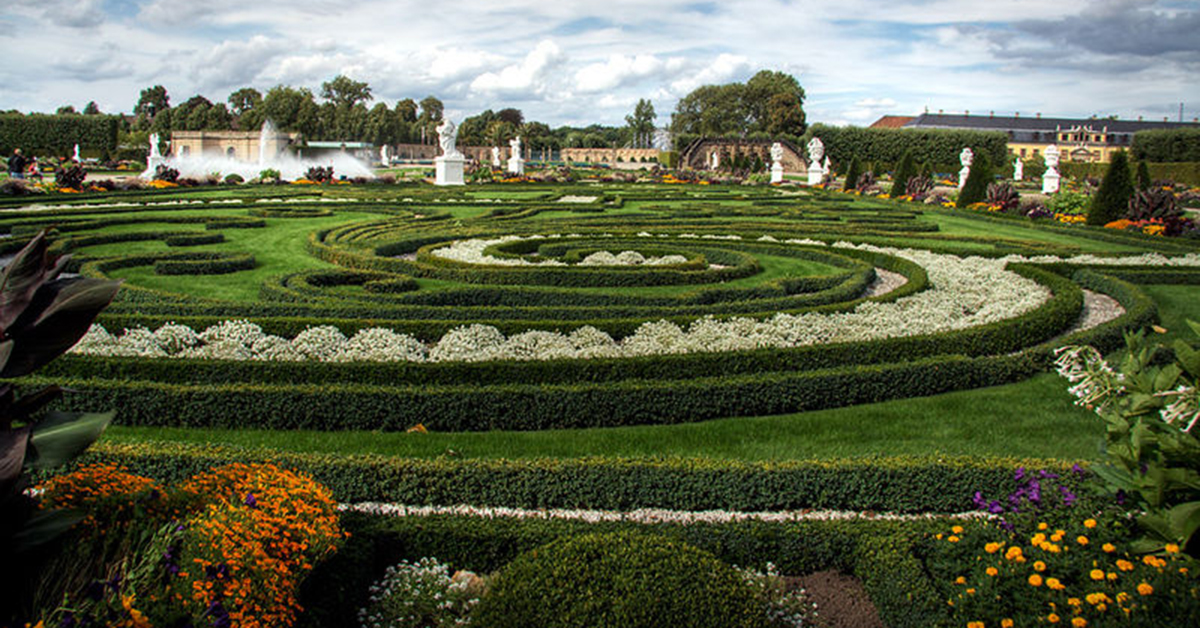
xmin=2 ymin=163 xmax=1199 ymax=627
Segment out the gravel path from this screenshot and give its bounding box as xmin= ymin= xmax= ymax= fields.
xmin=861 ymin=268 xmax=908 ymax=298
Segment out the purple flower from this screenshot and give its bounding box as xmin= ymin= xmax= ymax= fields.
xmin=1014 ymin=467 xmax=1026 ymax=482
xmin=1059 ymin=485 xmax=1077 ymax=506
xmin=1072 ymin=463 xmax=1087 ymax=477
xmin=1038 ymin=470 xmax=1059 ymax=480
xmin=999 ymin=519 xmax=1014 ymax=532
xmin=973 ymin=492 xmax=988 ymax=509
xmin=1116 ymin=489 xmax=1127 ymax=506
xmin=244 ymin=492 xmax=258 ymax=508
xmin=988 ymin=500 xmax=1005 ymax=515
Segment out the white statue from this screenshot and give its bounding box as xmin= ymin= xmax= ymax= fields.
xmin=806 ymin=137 xmax=824 ymax=163
xmin=73 ymin=143 xmax=81 ymax=162
xmin=770 ymin=142 xmax=784 ymax=164
xmin=379 ymin=144 xmax=390 ymax=165
xmin=507 ymin=136 xmax=525 ymax=175
xmin=1042 ymin=145 xmax=1061 ymax=194
xmin=436 ymin=118 xmax=461 ymax=158
xmin=710 ymin=151 xmax=720 ymax=169
xmin=1013 ymin=157 xmax=1023 ymax=181
xmin=958 ymin=147 xmax=973 ymax=190
xmin=149 ymin=133 xmax=161 ymax=159
xmin=769 ymin=142 xmax=785 ymax=184
xmin=491 ymin=146 xmax=501 ymax=167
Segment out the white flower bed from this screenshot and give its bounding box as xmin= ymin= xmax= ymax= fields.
xmin=339 ymin=502 xmax=990 ymax=524
xmin=68 ymin=234 xmax=1200 ymax=365
xmin=431 ymin=235 xmax=687 ymax=267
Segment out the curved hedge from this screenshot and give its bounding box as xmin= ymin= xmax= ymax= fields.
xmin=153 ymin=252 xmax=256 ymax=275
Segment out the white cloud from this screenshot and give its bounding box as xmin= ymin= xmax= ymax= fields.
xmin=667 ymin=53 xmax=752 ymax=96
xmin=187 ymin=36 xmax=294 ymax=92
xmin=470 ymin=40 xmax=567 ymax=96
xmin=37 ymin=0 xmax=106 ymax=29
xmin=574 ymin=54 xmax=684 ymax=93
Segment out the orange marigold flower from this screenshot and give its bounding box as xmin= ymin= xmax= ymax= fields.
xmin=1090 ymin=569 xmax=1105 ymax=581
xmin=1034 ymin=561 xmax=1047 ymax=572
xmin=1102 ymin=543 xmax=1116 ymax=553
xmin=1001 ymin=620 xmax=1014 ymax=628
xmin=1048 ymin=613 xmax=1061 ymax=624
xmin=985 ymin=542 xmax=1003 ymax=554
xmin=986 ymin=567 xmax=999 ymax=577
xmin=1077 ymin=536 xmax=1089 ymax=545
xmin=1165 ymin=543 xmax=1180 ymax=554
xmin=1084 ymin=519 xmax=1097 ymax=528
xmin=1137 ymin=583 xmax=1153 ymax=596
xmin=1072 ymin=618 xmax=1087 ymax=627
xmin=1029 ymin=574 xmax=1044 ymax=587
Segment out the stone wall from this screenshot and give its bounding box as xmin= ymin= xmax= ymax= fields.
xmin=170 ymin=131 xmax=293 ymax=162
xmin=561 ymin=148 xmax=661 ymax=164
xmin=680 ymin=138 xmax=806 ymax=172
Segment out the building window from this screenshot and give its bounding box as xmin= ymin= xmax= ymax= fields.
xmin=1033 ymin=149 xmax=1040 ymax=156
xmin=1020 ymin=148 xmax=1027 ymax=157
xmin=226 ymin=147 xmax=236 ymax=158
xmin=181 ymin=146 xmax=191 ymax=157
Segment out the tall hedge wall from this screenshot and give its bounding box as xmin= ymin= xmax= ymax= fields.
xmin=1131 ymin=127 xmax=1200 ymax=163
xmin=801 ymin=124 xmax=1009 ymax=173
xmin=0 ymin=114 xmax=121 ymax=155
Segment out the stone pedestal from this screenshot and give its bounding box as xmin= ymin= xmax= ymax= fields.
xmin=807 ymin=164 xmax=823 ymax=186
xmin=507 ymin=156 xmax=525 ymax=176
xmin=771 ymin=163 xmax=784 ymax=184
xmin=435 ymin=155 xmax=465 ymax=186
xmin=1042 ymin=168 xmax=1060 ymax=194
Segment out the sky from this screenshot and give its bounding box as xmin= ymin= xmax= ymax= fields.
xmin=1 ymin=0 xmax=1198 ymax=129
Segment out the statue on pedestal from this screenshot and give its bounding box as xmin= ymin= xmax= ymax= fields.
xmin=1042 ymin=145 xmax=1061 ymax=194
xmin=806 ymin=137 xmax=824 ymax=185
xmin=437 ymin=119 xmax=461 ymax=158
xmin=1013 ymin=157 xmax=1023 ymax=181
xmin=491 ymin=146 xmax=501 ymax=167
xmin=958 ymin=147 xmax=974 ymax=189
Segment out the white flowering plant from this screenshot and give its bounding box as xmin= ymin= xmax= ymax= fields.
xmin=1054 ymin=321 xmax=1200 ymax=554
xmin=357 ymin=557 xmax=481 ymax=628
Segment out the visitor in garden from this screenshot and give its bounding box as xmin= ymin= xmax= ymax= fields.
xmin=7 ymin=148 xmax=26 ymax=179
xmin=27 ymin=156 xmax=42 ymax=181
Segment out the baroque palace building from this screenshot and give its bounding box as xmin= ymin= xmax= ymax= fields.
xmin=871 ymin=111 xmax=1199 ymax=163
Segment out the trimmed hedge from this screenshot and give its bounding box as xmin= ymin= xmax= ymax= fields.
xmin=1131 ymin=127 xmax=1200 ymax=163
xmin=152 ymin=252 xmax=256 ymax=275
xmin=164 ymin=233 xmax=225 ymax=247
xmin=0 ymin=113 xmax=120 ymax=154
xmin=803 ymin=124 xmax=1009 ymax=174
xmin=1060 ymin=161 xmax=1200 ymax=187
xmin=62 ymin=441 xmax=1081 ymax=514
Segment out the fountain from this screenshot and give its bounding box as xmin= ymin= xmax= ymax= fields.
xmin=141 ymin=120 xmax=374 ymax=181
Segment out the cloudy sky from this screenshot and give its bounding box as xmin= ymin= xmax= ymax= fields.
xmin=1 ymin=0 xmax=1198 ymax=128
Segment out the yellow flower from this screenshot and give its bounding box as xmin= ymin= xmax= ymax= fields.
xmin=986 ymin=567 xmax=999 ymax=577
xmin=1077 ymin=536 xmax=1089 ymax=546
xmin=1084 ymin=519 xmax=1097 ymax=528
xmin=1107 ymin=572 xmax=1118 ymax=581
xmin=1068 ymin=597 xmax=1082 ymax=606
xmin=967 ymin=622 xmax=985 ymax=628
xmin=1046 ymin=577 xmax=1063 ymax=590
xmin=956 ymin=576 xmax=967 ymax=585
xmin=1137 ymin=583 xmax=1153 ymax=596
xmin=1048 ymin=613 xmax=1060 ymax=624
xmin=948 ymin=535 xmax=960 ymax=543
xmin=1102 ymin=543 xmax=1116 ymax=553
xmin=985 ymin=542 xmax=1003 ymax=554
xmin=1072 ymin=618 xmax=1088 ymax=627
xmin=952 ymin=525 xmax=964 ymax=534
xmin=1029 ymin=574 xmax=1044 ymax=587
xmin=1166 ymin=543 xmax=1180 ymax=554
xmin=1001 ymin=620 xmax=1014 ymax=628
xmin=1031 ymin=533 xmax=1046 ymax=546
xmin=1115 ymin=559 xmax=1134 ymax=571
xmin=1038 ymin=522 xmax=1049 ymax=530
xmin=1034 ymin=561 xmax=1046 ymax=572
xmin=1090 ymin=569 xmax=1105 ymax=581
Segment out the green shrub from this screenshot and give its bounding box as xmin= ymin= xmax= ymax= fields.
xmin=164 ymin=233 xmax=224 ymax=247
xmin=0 ymin=114 xmax=120 ymax=154
xmin=471 ymin=531 xmax=768 ymax=628
xmin=223 ymin=173 xmax=244 ymax=184
xmin=1087 ymin=151 xmax=1134 ymax=226
xmin=956 ymin=153 xmax=993 ymax=208
xmin=843 ymin=156 xmax=861 ymax=190
xmin=153 ymin=252 xmax=255 ymax=275
xmin=890 ymin=150 xmax=916 ymax=197
xmin=1136 ymin=160 xmax=1152 ymax=190
xmin=804 ymin=124 xmax=1009 ymax=172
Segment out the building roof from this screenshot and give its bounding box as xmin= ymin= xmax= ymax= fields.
xmin=903 ymin=112 xmax=1199 ymax=134
xmin=869 ymin=115 xmax=915 ymax=129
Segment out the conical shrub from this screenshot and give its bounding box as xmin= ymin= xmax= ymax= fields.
xmin=1087 ymin=151 xmax=1134 ymax=226
xmin=890 ymin=150 xmax=916 ymax=197
xmin=843 ymin=156 xmax=861 ymax=191
xmin=955 ymin=152 xmax=993 ymax=208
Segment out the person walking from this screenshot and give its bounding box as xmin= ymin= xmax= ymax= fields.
xmin=7 ymin=148 xmax=27 ymax=179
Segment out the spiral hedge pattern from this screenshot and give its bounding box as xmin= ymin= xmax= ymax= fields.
xmin=3 ymin=182 xmax=1197 ymax=432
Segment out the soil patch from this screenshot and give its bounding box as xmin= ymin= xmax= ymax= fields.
xmin=791 ymin=570 xmax=884 ymax=628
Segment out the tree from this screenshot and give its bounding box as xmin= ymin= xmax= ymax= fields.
xmin=497 ymin=108 xmax=524 ymax=127
xmin=743 ymin=70 xmax=806 ymax=135
xmin=1087 ymin=151 xmax=1134 ymax=226
xmin=320 ymin=75 xmax=373 ymax=109
xmin=521 ymin=121 xmax=555 ymax=157
xmin=365 ymin=102 xmax=399 ymax=146
xmin=82 ymin=101 xmax=101 ymax=115
xmin=261 ymin=85 xmax=320 ymax=137
xmin=205 ymin=103 xmax=233 ymax=130
xmin=458 ymin=110 xmax=497 ymax=146
xmin=174 ymin=95 xmax=213 ymax=131
xmin=55 ymin=105 xmax=78 ymax=115
xmin=625 ymin=99 xmax=656 ymax=149
xmin=135 ymin=85 xmax=170 ymax=118
xmin=670 ymin=83 xmax=745 ymax=138
xmin=417 ymin=96 xmax=444 ymax=144
xmin=395 ymin=99 xmax=418 ymax=123
xmin=227 ymin=88 xmax=263 ymax=116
